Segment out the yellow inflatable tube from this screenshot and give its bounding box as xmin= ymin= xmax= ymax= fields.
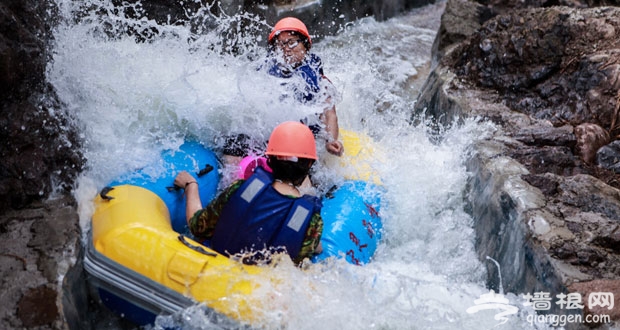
xmin=334 ymin=129 xmax=383 ymax=185
xmin=92 ymin=184 xmax=269 ymax=323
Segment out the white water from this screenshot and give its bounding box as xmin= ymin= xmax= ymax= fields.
xmin=49 ymin=1 xmax=548 ymax=329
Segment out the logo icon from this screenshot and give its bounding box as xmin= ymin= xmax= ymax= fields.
xmin=466 ymin=290 xmax=519 ymax=325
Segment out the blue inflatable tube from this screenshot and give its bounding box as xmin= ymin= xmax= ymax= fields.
xmin=314 ymin=181 xmax=383 ymax=265
xmin=107 ymin=140 xmax=219 ymax=233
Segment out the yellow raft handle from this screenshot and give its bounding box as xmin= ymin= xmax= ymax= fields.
xmin=178 ymin=235 xmax=218 ymax=257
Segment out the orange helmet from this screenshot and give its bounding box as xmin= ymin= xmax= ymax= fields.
xmin=266 ymin=121 xmax=317 ymax=160
xmin=268 ymin=17 xmax=312 ymax=48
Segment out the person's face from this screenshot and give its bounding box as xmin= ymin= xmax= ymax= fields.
xmin=273 ymin=31 xmax=307 ymax=66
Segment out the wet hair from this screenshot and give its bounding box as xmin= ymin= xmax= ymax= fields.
xmin=267 ymin=156 xmax=314 ymax=186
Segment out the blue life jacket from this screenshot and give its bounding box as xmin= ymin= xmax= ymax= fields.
xmin=264 ymin=54 xmax=325 ymax=135
xmin=210 ymin=167 xmax=322 ymax=262
xmin=265 ymin=53 xmax=324 ymax=104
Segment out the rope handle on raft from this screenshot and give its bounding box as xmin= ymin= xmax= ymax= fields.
xmin=197 ymin=164 xmax=214 ymax=177
xmin=324 ymin=185 xmax=338 ymax=199
xmin=166 ymin=163 xmax=215 ymax=192
xmin=178 ymin=235 xmax=217 ymax=257
xmin=100 ymin=186 xmax=115 ymax=201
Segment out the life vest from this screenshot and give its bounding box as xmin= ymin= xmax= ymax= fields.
xmin=263 ymin=54 xmax=327 ymax=135
xmin=265 ymin=53 xmax=324 ymax=104
xmin=210 ymin=167 xmax=322 ymax=263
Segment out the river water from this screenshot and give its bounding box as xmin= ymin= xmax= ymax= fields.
xmin=49 ymin=1 xmax=550 ymax=329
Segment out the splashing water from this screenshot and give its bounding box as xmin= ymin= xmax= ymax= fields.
xmin=49 ymin=1 xmax=549 ymax=329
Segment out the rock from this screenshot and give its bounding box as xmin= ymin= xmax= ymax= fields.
xmin=0 ymin=0 xmax=84 ymax=211
xmin=556 ymin=174 xmax=620 ymax=221
xmin=430 ymin=0 xmax=494 ymax=68
xmin=0 ymin=3 xmax=85 ymax=326
xmin=513 ymin=124 xmax=576 ymax=147
xmin=0 ymin=195 xmax=81 ymax=330
xmin=575 ymin=123 xmax=610 ymax=165
xmin=17 ymin=285 xmax=58 ymax=327
xmin=509 ymin=145 xmax=579 ymax=176
xmin=446 ymin=7 xmax=620 ymax=130
xmin=597 ymin=140 xmax=620 ymax=173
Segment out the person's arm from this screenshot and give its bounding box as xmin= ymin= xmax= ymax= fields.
xmin=322 ymin=105 xmax=343 ymax=156
xmin=294 ymin=212 xmax=324 ymax=265
xmin=174 ymin=171 xmax=202 ymax=224
xmin=318 ymin=68 xmax=344 ymax=156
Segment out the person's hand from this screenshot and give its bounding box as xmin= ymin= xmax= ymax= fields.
xmin=326 ymin=140 xmax=344 ymax=156
xmin=175 ymin=171 xmax=202 ymax=221
xmin=174 ymin=171 xmax=197 ymax=189
xmin=315 ymin=241 xmax=323 ymax=254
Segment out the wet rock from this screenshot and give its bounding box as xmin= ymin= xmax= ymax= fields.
xmin=0 ymin=195 xmax=81 ymax=330
xmin=597 ymin=140 xmax=620 ymax=173
xmin=17 ymin=285 xmax=58 ymax=327
xmin=575 ymin=123 xmax=610 ymax=165
xmin=0 ymin=4 xmax=84 ymax=326
xmin=448 ymin=7 xmax=620 ymax=130
xmin=431 ymin=0 xmax=493 ymax=67
xmin=509 ymin=145 xmax=579 ymax=176
xmin=0 ymin=0 xmax=84 ymax=211
xmin=513 ymin=124 xmax=576 ymax=147
xmin=522 ymin=173 xmax=560 ymax=196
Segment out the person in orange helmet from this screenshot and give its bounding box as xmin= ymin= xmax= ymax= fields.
xmin=263 ymin=17 xmax=343 ymax=156
xmin=175 ymin=122 xmax=323 ymax=266
xmin=221 ymin=17 xmax=343 ymax=169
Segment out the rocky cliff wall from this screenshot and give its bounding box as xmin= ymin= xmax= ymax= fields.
xmin=415 ymin=0 xmax=620 ymax=326
xmin=0 ymin=0 xmax=84 ymax=212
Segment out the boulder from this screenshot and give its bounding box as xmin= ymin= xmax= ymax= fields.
xmin=0 ymin=0 xmax=84 ymax=211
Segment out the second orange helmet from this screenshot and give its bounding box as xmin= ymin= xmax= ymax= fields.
xmin=268 ymin=17 xmax=312 ymax=47
xmin=265 ymin=121 xmax=317 ymax=160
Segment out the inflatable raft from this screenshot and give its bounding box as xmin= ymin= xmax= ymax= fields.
xmin=84 ymin=130 xmax=383 ymax=326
